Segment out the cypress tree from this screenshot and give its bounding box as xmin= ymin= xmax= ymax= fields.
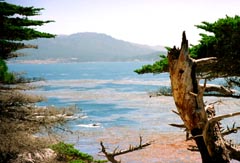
xmin=0 ymin=2 xmax=67 ymax=162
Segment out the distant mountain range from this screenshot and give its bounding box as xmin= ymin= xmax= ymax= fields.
xmin=17 ymin=32 xmax=166 ymax=62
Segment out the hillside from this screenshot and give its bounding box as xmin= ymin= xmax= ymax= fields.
xmin=17 ymin=32 xmax=166 ymax=62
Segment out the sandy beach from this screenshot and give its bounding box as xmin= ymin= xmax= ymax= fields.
xmin=97 ymin=131 xmax=201 ymax=163
xmin=69 ymin=95 xmax=240 ymax=163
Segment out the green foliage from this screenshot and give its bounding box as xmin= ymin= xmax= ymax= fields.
xmin=0 ymin=59 xmax=15 ymax=83
xmin=0 ymin=40 xmax=25 ymax=57
xmin=0 ymin=1 xmax=55 ymax=59
xmin=0 ymin=2 xmax=62 ymax=162
xmin=51 ymin=142 xmax=107 ymax=163
xmin=135 ymin=54 xmax=168 ymax=74
xmin=0 ymin=59 xmax=8 ymax=77
xmin=136 ymin=15 xmax=240 ymax=81
xmin=0 ymin=1 xmax=55 ymax=82
xmin=191 ymin=15 xmax=240 ymax=77
xmin=188 ymin=34 xmax=217 ymax=59
xmin=164 ymin=46 xmax=172 ymax=52
xmin=0 ymin=2 xmax=42 ymax=16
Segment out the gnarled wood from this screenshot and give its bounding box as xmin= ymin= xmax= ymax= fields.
xmin=168 ymin=31 xmax=207 ymax=131
xmin=203 ymin=84 xmax=234 ymax=96
xmin=168 ymin=31 xmax=231 ymax=163
xmin=100 ymin=137 xmax=151 ymax=163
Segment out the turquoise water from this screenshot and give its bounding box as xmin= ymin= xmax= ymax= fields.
xmin=8 ymin=62 xmax=240 ymax=159
xmin=9 ymin=62 xmax=164 ymax=80
xmin=9 ymin=62 xmax=175 ymax=131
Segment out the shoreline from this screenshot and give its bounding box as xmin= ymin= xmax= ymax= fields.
xmin=8 ymin=62 xmax=240 ymax=162
xmin=71 ymin=129 xmax=202 ymax=163
xmin=7 ymin=59 xmax=156 ymax=65
xmin=114 ymin=132 xmax=201 ymax=163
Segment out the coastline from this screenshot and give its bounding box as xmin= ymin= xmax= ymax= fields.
xmin=68 ymin=96 xmax=240 ymax=163
xmin=70 ymin=127 xmax=201 ymax=163
xmin=8 ymin=58 xmax=67 ymax=64
xmin=8 ymin=62 xmax=240 ymax=162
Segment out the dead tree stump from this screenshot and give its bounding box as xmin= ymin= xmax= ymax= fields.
xmin=168 ymin=31 xmax=230 ymax=163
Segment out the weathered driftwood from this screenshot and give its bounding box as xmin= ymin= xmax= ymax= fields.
xmin=222 ymin=123 xmax=240 ymax=136
xmin=100 ymin=136 xmax=151 ymax=163
xmin=203 ymin=84 xmax=235 ymax=96
xmin=168 ymin=31 xmax=240 ymax=163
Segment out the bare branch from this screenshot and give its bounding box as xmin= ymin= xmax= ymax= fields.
xmin=222 ymin=123 xmax=240 ymax=136
xmin=208 ymin=100 xmax=223 ymax=106
xmin=100 ymin=141 xmax=120 ymax=163
xmin=171 ymin=109 xmax=180 ymax=116
xmin=169 ymin=123 xmax=186 ymax=128
xmin=194 ymin=57 xmax=217 ymax=67
xmin=200 ymin=79 xmax=208 ymax=96
xmin=225 ymin=141 xmax=240 ymax=161
xmin=203 ymin=78 xmax=207 ymax=88
xmin=222 ymin=127 xmax=240 ymax=136
xmin=100 ymin=137 xmax=152 ymax=163
xmin=187 ymin=145 xmax=199 ymax=152
xmin=209 ymin=112 xmax=240 ymax=124
xmin=189 ymin=91 xmax=198 ymax=97
xmin=203 ymin=84 xmax=234 ymax=95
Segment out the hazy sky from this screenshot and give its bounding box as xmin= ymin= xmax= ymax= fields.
xmin=6 ymin=0 xmax=240 ymax=46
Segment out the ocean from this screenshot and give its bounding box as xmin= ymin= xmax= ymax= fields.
xmin=9 ymin=62 xmax=180 ymax=130
xmin=8 ymin=62 xmax=240 ymax=159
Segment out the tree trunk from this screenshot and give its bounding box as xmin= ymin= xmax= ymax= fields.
xmin=168 ymin=31 xmax=230 ymax=163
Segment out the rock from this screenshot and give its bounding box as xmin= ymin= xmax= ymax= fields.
xmin=11 ymin=148 xmax=56 ymax=163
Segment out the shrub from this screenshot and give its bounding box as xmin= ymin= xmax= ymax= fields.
xmin=51 ymin=142 xmax=107 ymax=163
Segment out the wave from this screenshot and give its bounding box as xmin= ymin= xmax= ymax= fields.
xmin=77 ymin=123 xmax=101 ymax=128
xmin=33 ymin=78 xmax=170 ymax=88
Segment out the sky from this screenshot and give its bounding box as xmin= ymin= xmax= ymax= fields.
xmin=6 ymin=0 xmax=240 ymax=46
